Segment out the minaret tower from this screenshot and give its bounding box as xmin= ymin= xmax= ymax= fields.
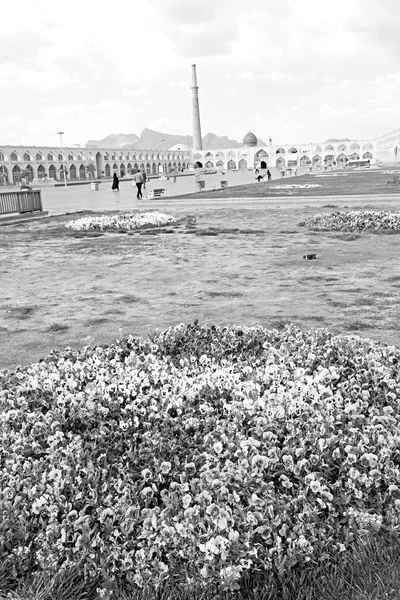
xmin=191 ymin=64 xmax=203 ymax=151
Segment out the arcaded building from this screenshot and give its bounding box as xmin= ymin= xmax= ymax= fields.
xmin=0 ymin=146 xmax=190 ymax=185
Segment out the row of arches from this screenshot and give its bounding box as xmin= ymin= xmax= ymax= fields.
xmin=194 ymin=152 xmax=374 ymax=171
xmin=0 ymin=160 xmax=188 ymax=184
xmin=0 ymin=150 xmax=188 ymax=163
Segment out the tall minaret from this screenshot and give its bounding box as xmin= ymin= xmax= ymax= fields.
xmin=191 ymin=64 xmax=203 ymax=151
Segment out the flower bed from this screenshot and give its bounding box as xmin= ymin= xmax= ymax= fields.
xmin=269 ymin=184 xmax=322 ymax=190
xmin=65 ymin=212 xmax=177 ymax=232
xmin=305 ymin=210 xmax=400 ymax=232
xmin=1 ymin=323 xmax=400 ymax=595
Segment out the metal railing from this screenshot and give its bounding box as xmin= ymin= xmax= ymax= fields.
xmin=0 ymin=190 xmax=43 ymax=215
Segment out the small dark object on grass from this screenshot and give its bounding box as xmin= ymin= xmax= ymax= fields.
xmin=303 ymin=254 xmax=317 ymax=260
xmin=48 ymin=323 xmax=69 ymax=332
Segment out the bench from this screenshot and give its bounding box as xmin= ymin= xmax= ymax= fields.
xmin=145 ymin=188 xmax=167 ymax=199
xmin=0 ymin=189 xmax=44 ymax=216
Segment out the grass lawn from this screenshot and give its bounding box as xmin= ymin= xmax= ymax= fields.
xmin=173 ymin=169 xmax=400 ymax=200
xmin=2 ymin=196 xmax=400 ymax=599
xmin=2 ymin=203 xmax=400 ymax=371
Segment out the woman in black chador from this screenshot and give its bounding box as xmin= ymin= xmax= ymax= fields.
xmin=112 ymin=173 xmax=119 ymax=191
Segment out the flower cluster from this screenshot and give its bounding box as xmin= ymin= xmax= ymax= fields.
xmin=270 ymin=184 xmax=322 ymax=189
xmin=1 ymin=323 xmax=400 ymax=593
xmin=305 ymin=210 xmax=400 ymax=232
xmin=65 ymin=212 xmax=177 ymax=231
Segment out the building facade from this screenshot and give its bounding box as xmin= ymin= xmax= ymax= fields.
xmin=0 ymin=146 xmax=191 ymax=185
xmin=191 ymin=133 xmax=377 ymax=171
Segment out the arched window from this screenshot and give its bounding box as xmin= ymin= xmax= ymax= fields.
xmin=35 ymin=152 xmax=43 ymax=161
xmin=120 ymin=163 xmax=125 ymax=177
xmin=288 ymin=147 xmax=298 ymax=154
xmin=336 ymin=153 xmax=347 ymax=163
xmin=216 ymin=160 xmax=224 ymax=167
xmin=300 ymin=155 xmax=310 ymax=166
xmin=12 ymin=165 xmax=22 ymax=183
xmin=337 ymin=144 xmax=347 ymax=152
xmin=119 ymin=153 xmax=123 ymax=160
xmin=49 ymin=164 xmax=57 ymax=179
xmin=140 ymin=162 xmax=145 ymax=171
xmin=276 ymin=156 xmax=286 ymax=169
xmin=205 ymin=161 xmax=214 ymax=168
xmin=104 ymin=152 xmax=110 ymax=160
xmin=313 ymin=146 xmax=322 ymax=154
xmin=133 ymin=163 xmax=139 ymax=171
xmin=24 ymin=165 xmax=34 ymax=181
xmin=37 ymin=165 xmax=46 ymax=179
xmin=350 ymin=143 xmax=360 ymax=151
xmin=363 ymin=152 xmax=373 ymax=160
xmin=113 ymin=163 xmax=118 ymax=172
xmin=324 ymin=155 xmax=334 ymax=164
xmin=23 ymin=152 xmax=31 ymax=161
xmin=58 ymin=153 xmax=63 ymax=161
xmin=152 ymin=163 xmax=157 ymax=174
xmin=0 ymin=151 xmax=4 ymax=161
xmin=146 ymin=162 xmax=151 ymax=175
xmin=324 ymin=145 xmax=335 ymax=152
xmin=312 ymin=155 xmax=322 ymax=164
xmin=47 ymin=153 xmax=54 ymax=161
xmin=238 ymin=159 xmax=247 ymax=170
xmin=350 ymin=152 xmax=360 ymax=160
xmin=78 ymin=152 xmax=84 ymax=161
xmin=227 ymin=159 xmax=236 ymax=170
xmin=68 ymin=153 xmax=74 ymax=161
xmin=10 ymin=151 xmax=19 ymax=162
xmin=127 ymin=163 xmax=132 ymax=172
xmin=276 ymin=148 xmax=286 ymax=155
xmin=79 ymin=164 xmax=86 ymax=179
xmin=69 ymin=164 xmax=77 ymax=179
xmin=112 ymin=153 xmax=116 ymax=160
xmin=105 ymin=164 xmax=111 ymax=177
xmin=0 ymin=166 xmax=9 ymax=184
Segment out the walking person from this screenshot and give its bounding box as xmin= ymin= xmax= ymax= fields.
xmin=134 ymin=170 xmax=144 ymax=199
xmin=112 ymin=172 xmax=119 ymax=191
xmin=267 ymin=169 xmax=272 ymax=181
xmin=142 ymin=169 xmax=147 ymax=189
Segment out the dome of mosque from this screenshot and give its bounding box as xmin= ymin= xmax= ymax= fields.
xmin=243 ymin=132 xmax=258 ymax=147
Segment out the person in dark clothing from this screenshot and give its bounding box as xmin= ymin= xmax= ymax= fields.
xmin=256 ymin=175 xmax=264 ymax=182
xmin=255 ymin=168 xmax=259 ymax=175
xmin=267 ymin=170 xmax=272 ymax=181
xmin=134 ymin=170 xmax=144 ymax=198
xmin=112 ymin=173 xmax=119 ymax=191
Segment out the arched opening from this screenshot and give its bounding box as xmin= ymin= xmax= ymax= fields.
xmin=312 ymin=155 xmax=322 ymax=165
xmin=23 ymin=152 xmax=31 ymax=162
xmin=58 ymin=153 xmax=63 ymax=161
xmin=25 ymin=165 xmax=34 ymax=181
xmin=336 ymin=153 xmax=347 ymax=164
xmin=350 ymin=144 xmax=360 ymax=151
xmin=238 ymin=159 xmax=247 ymax=170
xmin=79 ymin=164 xmax=86 ymax=180
xmin=12 ymin=165 xmax=22 ymax=183
xmin=227 ymin=159 xmax=236 ymax=170
xmin=276 ymin=156 xmax=286 ymax=169
xmin=216 ymin=160 xmax=224 ymax=168
xmin=167 ymin=162 xmax=172 ymax=172
xmin=363 ymin=152 xmax=373 ymax=160
xmin=36 ymin=152 xmax=43 ymax=161
xmin=69 ymin=164 xmax=77 ymax=180
xmin=158 ymin=163 xmax=163 ymax=174
xmin=37 ymin=165 xmax=46 ymax=179
xmin=260 ymin=160 xmax=268 ymax=169
xmin=0 ymin=151 xmax=5 ymax=162
xmin=288 ymin=147 xmax=298 ymax=154
xmin=105 ymin=164 xmax=111 ymax=177
xmin=313 ymin=146 xmax=322 ymax=154
xmin=146 ymin=162 xmax=151 ymax=175
xmin=276 ymin=148 xmax=286 ymax=155
xmin=194 ymin=161 xmax=203 ymax=169
xmin=337 ymin=144 xmax=347 ymax=153
xmin=349 ymin=152 xmax=360 ymax=160
xmin=152 ymin=163 xmax=157 ymax=175
xmin=324 ymin=155 xmax=334 ymax=165
xmin=10 ymin=152 xmax=19 ymax=162
xmin=140 ymin=162 xmax=145 ymax=171
xmin=68 ymin=153 xmax=74 ymax=161
xmin=113 ymin=163 xmax=118 ymax=173
xmin=120 ymin=163 xmax=126 ymax=177
xmin=205 ymin=161 xmax=214 ymax=168
xmin=49 ymin=164 xmax=57 ymax=180
xmin=0 ymin=166 xmax=9 ymax=185
xmin=300 ymin=155 xmax=310 ymax=166
xmin=47 ymin=153 xmax=54 ymax=161
xmin=363 ymin=143 xmax=373 ymax=151
xmin=324 ymin=145 xmax=335 ymax=153
xmin=127 ymin=163 xmax=132 ymax=173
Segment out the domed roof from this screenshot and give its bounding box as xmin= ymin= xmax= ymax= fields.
xmin=243 ymin=131 xmax=258 ymax=147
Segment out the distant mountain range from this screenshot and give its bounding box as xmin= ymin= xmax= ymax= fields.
xmin=86 ymin=129 xmax=266 ymax=150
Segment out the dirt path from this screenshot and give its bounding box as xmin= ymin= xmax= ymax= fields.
xmin=2 ymin=203 xmax=400 ymax=371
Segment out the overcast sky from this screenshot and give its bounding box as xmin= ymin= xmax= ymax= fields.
xmin=1 ymin=0 xmax=399 ymax=147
